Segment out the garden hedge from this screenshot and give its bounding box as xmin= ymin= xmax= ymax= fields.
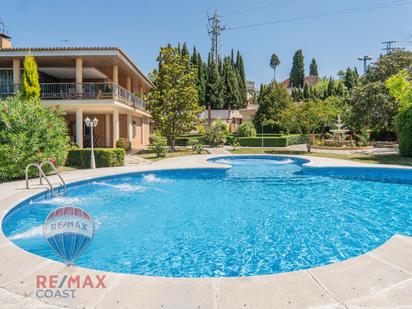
xmin=67 ymin=148 xmax=125 ymax=168
xmin=396 ymin=106 xmax=412 ymax=157
xmin=237 ymin=135 xmax=307 ymax=147
xmin=176 ymin=136 xmax=208 ymax=146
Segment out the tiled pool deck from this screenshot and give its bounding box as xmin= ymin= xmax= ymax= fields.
xmin=0 ymin=154 xmax=411 ymax=308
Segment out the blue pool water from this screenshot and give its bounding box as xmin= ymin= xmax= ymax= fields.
xmin=3 ymin=156 xmax=412 ymax=277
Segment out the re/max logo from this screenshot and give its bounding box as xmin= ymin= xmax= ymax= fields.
xmin=35 ymin=275 xmax=106 ymax=299
xmin=36 ymin=275 xmax=106 ymax=289
xmin=49 ymin=221 xmax=89 ymax=231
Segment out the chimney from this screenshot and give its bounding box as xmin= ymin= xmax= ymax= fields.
xmin=0 ymin=33 xmax=12 ymax=49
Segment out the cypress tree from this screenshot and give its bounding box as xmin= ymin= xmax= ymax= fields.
xmin=181 ymin=42 xmax=189 ymax=58
xmin=327 ymin=77 xmax=335 ymax=97
xmin=290 ymin=49 xmax=305 ymax=88
xmin=21 ymin=55 xmax=40 ymax=100
xmin=206 ymin=54 xmax=224 ymax=109
xmin=309 ymin=58 xmax=318 ymax=76
xmin=303 ymin=83 xmax=310 ymax=99
xmin=222 ymin=57 xmax=240 ymax=110
xmin=236 ymin=51 xmax=247 ymax=108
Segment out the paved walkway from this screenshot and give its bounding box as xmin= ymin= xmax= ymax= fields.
xmin=205 ymin=147 xmax=231 ymax=155
xmin=0 ymin=154 xmax=411 ymax=308
xmin=287 ymin=144 xmax=399 ymax=155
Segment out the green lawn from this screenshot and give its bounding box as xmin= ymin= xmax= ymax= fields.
xmin=229 ymin=148 xmax=412 ymax=166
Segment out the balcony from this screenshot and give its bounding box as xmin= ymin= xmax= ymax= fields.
xmin=0 ymin=82 xmax=147 ymax=112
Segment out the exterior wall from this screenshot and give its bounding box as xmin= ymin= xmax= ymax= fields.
xmin=64 ymin=111 xmax=150 ymax=150
xmin=130 ymin=117 xmax=143 ymax=149
xmin=65 ymin=113 xmax=109 ymax=148
xmin=119 ymin=114 xmax=127 ymax=139
xmin=142 ymin=118 xmax=150 ymax=146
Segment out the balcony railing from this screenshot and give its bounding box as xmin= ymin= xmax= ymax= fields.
xmin=0 ymin=82 xmax=147 ymax=112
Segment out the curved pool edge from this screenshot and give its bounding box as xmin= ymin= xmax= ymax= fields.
xmin=0 ymin=154 xmax=411 ymax=308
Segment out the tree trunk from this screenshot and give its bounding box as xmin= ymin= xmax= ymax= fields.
xmin=170 ymin=138 xmax=176 ymax=152
xmin=307 ymin=134 xmax=312 ymax=153
xmin=208 ymin=104 xmax=212 ymax=128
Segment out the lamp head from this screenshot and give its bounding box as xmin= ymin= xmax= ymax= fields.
xmin=92 ymin=117 xmax=99 ymax=127
xmin=84 ymin=117 xmax=91 ymax=127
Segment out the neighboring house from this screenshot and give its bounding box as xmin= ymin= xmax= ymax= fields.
xmin=281 ymin=75 xmax=319 ymax=89
xmin=199 ymin=109 xmax=243 ymax=133
xmin=240 ymin=103 xmax=259 ymax=122
xmin=0 ymin=34 xmax=153 ymax=150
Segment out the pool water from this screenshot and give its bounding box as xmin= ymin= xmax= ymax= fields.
xmin=3 ymin=156 xmax=412 ymax=277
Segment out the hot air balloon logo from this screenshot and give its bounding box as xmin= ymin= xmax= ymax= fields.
xmin=43 ymin=206 xmax=94 ymax=266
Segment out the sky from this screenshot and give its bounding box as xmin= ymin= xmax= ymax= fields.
xmin=2 ymin=0 xmax=412 ymax=86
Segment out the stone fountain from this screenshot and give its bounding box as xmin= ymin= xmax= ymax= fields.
xmin=330 ymin=115 xmax=349 ymax=146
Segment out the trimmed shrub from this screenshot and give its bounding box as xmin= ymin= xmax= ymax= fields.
xmin=176 ymin=136 xmax=208 ymax=146
xmin=236 ymin=122 xmax=257 ymax=137
xmin=149 ymin=133 xmax=167 ymax=157
xmin=0 ymin=96 xmax=69 ymax=180
xmin=237 ymin=135 xmax=306 ymax=147
xmin=116 ymin=138 xmax=131 ymax=152
xmin=354 ymin=129 xmax=370 ymax=147
xmin=396 ymin=106 xmax=412 ymax=157
xmin=67 ymin=148 xmax=125 ymax=168
xmin=206 ymin=119 xmax=229 ymax=147
xmin=227 ymin=135 xmax=240 ymax=147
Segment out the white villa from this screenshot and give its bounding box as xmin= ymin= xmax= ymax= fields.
xmin=0 ymin=33 xmax=153 ymax=150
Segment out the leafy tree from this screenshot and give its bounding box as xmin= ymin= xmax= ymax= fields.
xmin=386 ymin=70 xmax=412 ymax=156
xmin=254 ymin=83 xmax=292 ymax=132
xmin=270 ymin=54 xmax=281 ymax=82
xmin=149 ymin=132 xmax=167 ymax=157
xmin=21 ymin=55 xmax=41 ymax=100
xmin=290 ymin=49 xmax=305 ymax=88
xmin=365 ymin=50 xmax=412 ymax=83
xmin=206 ymin=54 xmax=224 ymax=109
xmin=348 ymin=82 xmax=398 ymax=131
xmin=343 ymin=68 xmax=359 ymax=91
xmin=309 ymin=58 xmax=318 ymax=76
xmin=0 ymin=96 xmax=69 ymax=180
xmin=206 ymin=118 xmax=229 ymax=146
xmin=147 ymin=45 xmax=203 ymax=151
xmin=280 ymin=99 xmax=338 ymax=152
xmin=386 ymin=69 xmax=412 ymax=111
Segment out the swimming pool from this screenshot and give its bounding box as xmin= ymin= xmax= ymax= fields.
xmin=3 ymin=156 xmax=412 ymax=278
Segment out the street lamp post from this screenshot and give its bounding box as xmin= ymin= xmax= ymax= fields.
xmin=358 ymin=55 xmax=372 ymax=75
xmin=84 ymin=117 xmax=98 ymax=169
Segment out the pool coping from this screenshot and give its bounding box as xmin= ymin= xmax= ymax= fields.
xmin=0 ymin=154 xmax=411 ymax=308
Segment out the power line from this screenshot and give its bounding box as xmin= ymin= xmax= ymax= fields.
xmin=381 ymin=40 xmax=398 ymax=54
xmin=207 ymin=10 xmax=227 ymax=62
xmin=228 ymin=0 xmax=412 ymax=30
xmin=0 ymin=21 xmax=9 ymax=34
xmin=222 ymin=0 xmax=298 ymax=17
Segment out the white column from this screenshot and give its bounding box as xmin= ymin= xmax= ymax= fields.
xmin=127 ymin=114 xmax=133 ymax=142
xmin=75 ymin=108 xmax=83 ymax=148
xmin=105 ymin=114 xmax=111 ymax=147
xmin=12 ymin=59 xmax=20 ymax=92
xmin=113 ymin=110 xmax=119 ymax=146
xmin=76 ymin=58 xmax=83 ymax=97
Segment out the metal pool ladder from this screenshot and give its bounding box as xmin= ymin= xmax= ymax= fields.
xmin=25 ymin=160 xmax=67 ymax=196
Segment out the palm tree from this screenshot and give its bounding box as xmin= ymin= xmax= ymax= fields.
xmin=270 ymin=54 xmax=281 ymax=82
